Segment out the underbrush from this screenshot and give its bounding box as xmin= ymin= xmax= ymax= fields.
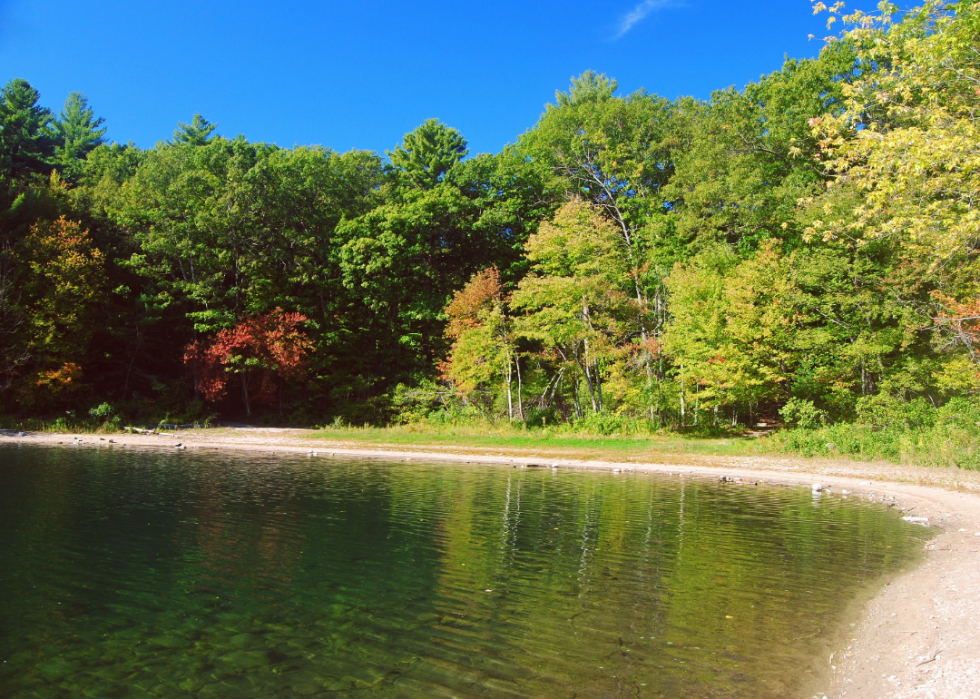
xmin=0 ymin=401 xmax=216 ymax=435
xmin=9 ymin=394 xmax=979 ymax=471
xmin=762 ymin=397 xmax=980 ymax=469
xmin=0 ymin=416 xmax=120 ymax=434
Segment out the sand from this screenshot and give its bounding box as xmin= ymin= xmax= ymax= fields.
xmin=3 ymin=427 xmax=979 ymax=699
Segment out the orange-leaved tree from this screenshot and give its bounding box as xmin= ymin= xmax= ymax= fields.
xmin=441 ymin=267 xmax=523 ymax=418
xmin=185 ymin=309 xmax=313 ymax=417
xmin=933 ymin=294 xmax=980 ymax=364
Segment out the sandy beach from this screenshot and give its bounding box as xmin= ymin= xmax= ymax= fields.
xmin=4 ymin=427 xmax=979 ymax=699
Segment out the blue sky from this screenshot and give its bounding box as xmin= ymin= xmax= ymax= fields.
xmin=0 ymin=0 xmax=879 ymax=156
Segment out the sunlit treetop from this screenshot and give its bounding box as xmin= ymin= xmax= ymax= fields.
xmin=554 ymin=70 xmax=618 ymax=107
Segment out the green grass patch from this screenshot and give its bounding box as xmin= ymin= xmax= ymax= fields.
xmin=309 ymin=422 xmax=758 ymax=461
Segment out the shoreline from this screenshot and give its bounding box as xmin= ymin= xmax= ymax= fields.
xmin=4 ymin=429 xmax=979 ymax=698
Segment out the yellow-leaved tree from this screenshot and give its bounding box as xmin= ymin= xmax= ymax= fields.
xmin=18 ymin=217 xmax=106 ymax=406
xmin=805 ymin=0 xmax=980 ymax=389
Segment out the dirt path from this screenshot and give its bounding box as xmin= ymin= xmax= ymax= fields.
xmin=4 ymin=428 xmax=980 ymax=699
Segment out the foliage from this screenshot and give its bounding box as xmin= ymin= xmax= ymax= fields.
xmin=171 ymin=114 xmax=218 ymax=146
xmin=441 ymin=267 xmax=514 ymax=413
xmin=2 ymin=1 xmax=979 ymax=467
xmin=184 ymin=309 xmax=312 ymax=416
xmin=764 ymin=396 xmax=980 ymax=469
xmin=12 ymin=216 xmax=106 ymax=408
xmin=0 ymin=78 xmax=57 ymax=180
xmin=54 ymin=93 xmax=106 ymax=180
xmin=512 ymin=200 xmax=630 ymax=416
xmin=387 ymin=119 xmax=468 ymax=189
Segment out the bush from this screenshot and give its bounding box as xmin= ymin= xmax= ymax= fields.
xmin=524 ymin=406 xmax=561 ymax=428
xmin=764 ymin=396 xmax=980 ymax=469
xmin=391 ymin=381 xmax=455 ymax=424
xmin=779 ymin=398 xmax=827 ymax=429
xmin=569 ymin=412 xmax=639 ymax=436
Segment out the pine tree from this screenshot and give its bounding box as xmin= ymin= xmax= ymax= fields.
xmin=0 ymin=78 xmax=57 ymax=180
xmin=387 ymin=119 xmax=468 ymax=189
xmin=555 ymin=70 xmax=617 ymax=107
xmin=172 ymin=113 xmax=217 ymax=146
xmin=54 ymin=92 xmax=106 ymax=180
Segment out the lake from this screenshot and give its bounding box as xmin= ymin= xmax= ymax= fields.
xmin=0 ymin=445 xmax=928 ymax=698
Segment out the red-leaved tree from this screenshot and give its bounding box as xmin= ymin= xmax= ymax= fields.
xmin=184 ymin=309 xmax=313 ymax=416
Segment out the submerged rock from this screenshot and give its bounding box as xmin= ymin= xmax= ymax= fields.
xmin=218 ymin=649 xmax=269 ymax=670
xmin=229 ymin=632 xmax=263 ymax=649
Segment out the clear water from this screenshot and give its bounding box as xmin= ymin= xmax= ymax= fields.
xmin=0 ymin=445 xmax=928 ymax=698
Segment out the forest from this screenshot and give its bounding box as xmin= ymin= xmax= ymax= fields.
xmin=1 ymin=0 xmax=979 ymax=456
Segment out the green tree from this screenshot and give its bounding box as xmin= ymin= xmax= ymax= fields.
xmin=54 ymin=93 xmax=106 ymax=180
xmin=512 ymin=200 xmax=629 ymax=416
xmin=520 ymin=74 xmax=678 ymax=415
xmin=0 ymin=78 xmax=57 ymax=180
xmin=336 ymin=144 xmax=552 ymax=406
xmin=663 ymin=243 xmax=801 ymax=425
xmin=387 ymin=118 xmax=468 ymax=189
xmin=171 ymin=113 xmax=218 ymax=146
xmin=800 ymin=0 xmax=980 ymax=413
xmin=554 ymin=70 xmax=618 ymax=106
xmin=663 ymin=40 xmax=857 ymax=252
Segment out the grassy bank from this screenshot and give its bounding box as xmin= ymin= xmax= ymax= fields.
xmin=6 ymin=406 xmax=979 ymax=471
xmin=308 ymin=422 xmax=757 ymax=462
xmin=309 ymin=412 xmax=980 ymax=470
xmin=763 ymin=424 xmax=980 ymax=469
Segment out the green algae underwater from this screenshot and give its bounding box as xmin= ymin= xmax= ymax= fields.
xmin=0 ymin=445 xmax=929 ymax=698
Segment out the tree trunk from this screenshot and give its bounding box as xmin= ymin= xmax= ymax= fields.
xmin=242 ymin=372 xmax=252 ymax=417
xmin=594 ymin=361 xmax=603 ymax=413
xmin=679 ymin=363 xmax=686 ymax=427
xmin=505 ymin=360 xmax=513 ymax=420
xmin=581 ymin=339 xmax=598 ymax=413
xmin=515 ymin=356 xmax=524 ymax=421
xmin=121 ymin=325 xmax=145 ymax=402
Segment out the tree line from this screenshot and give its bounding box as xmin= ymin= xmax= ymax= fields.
xmin=2 ymin=0 xmax=978 ymax=432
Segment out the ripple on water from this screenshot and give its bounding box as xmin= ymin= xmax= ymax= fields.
xmin=0 ymin=445 xmax=929 ymax=698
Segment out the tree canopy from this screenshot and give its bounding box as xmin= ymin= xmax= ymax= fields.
xmin=2 ymin=0 xmax=978 ymax=436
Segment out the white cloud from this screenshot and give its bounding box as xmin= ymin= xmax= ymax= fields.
xmin=614 ymin=0 xmax=678 ymax=38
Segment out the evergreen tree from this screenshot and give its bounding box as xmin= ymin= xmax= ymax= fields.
xmin=0 ymin=78 xmax=57 ymax=180
xmin=555 ymin=70 xmax=617 ymax=106
xmin=54 ymin=92 xmax=106 ymax=180
xmin=172 ymin=113 xmax=217 ymax=146
xmin=387 ymin=119 xmax=467 ymax=189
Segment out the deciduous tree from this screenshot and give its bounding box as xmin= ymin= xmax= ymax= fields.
xmin=185 ymin=309 xmax=312 ymax=416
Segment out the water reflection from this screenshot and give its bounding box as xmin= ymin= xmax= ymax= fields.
xmin=0 ymin=446 xmax=927 ymax=698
